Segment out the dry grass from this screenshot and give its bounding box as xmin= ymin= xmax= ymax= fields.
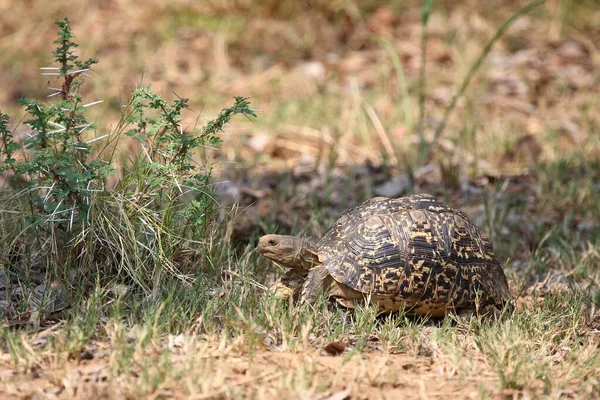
xmin=1 ymin=0 xmax=600 ymax=398
xmin=0 ymin=289 xmax=598 ymax=399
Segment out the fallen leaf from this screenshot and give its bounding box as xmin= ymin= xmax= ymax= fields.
xmin=323 ymin=341 xmax=346 ymax=356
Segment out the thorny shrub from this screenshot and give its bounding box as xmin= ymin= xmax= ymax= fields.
xmin=0 ymin=18 xmax=256 ymax=303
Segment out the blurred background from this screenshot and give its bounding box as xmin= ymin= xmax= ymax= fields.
xmin=0 ymin=0 xmax=599 ymax=264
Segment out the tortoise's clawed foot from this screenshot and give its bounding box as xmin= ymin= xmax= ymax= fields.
xmin=334 ymin=303 xmax=352 ymax=327
xmin=270 ymin=281 xmax=296 ymax=301
xmin=455 ymin=307 xmax=477 ymax=319
xmin=270 ymin=270 xmax=306 ymax=304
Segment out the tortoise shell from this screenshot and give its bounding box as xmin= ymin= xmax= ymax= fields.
xmin=317 ymin=194 xmax=511 ymax=314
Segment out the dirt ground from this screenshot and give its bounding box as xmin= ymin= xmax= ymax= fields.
xmin=0 ymin=335 xmax=517 ymax=399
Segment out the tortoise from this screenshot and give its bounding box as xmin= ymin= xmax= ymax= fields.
xmin=258 ymin=194 xmax=512 ymax=317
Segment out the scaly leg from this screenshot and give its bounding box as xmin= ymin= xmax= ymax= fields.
xmin=271 ymin=269 xmax=306 ymax=302
xmin=300 ymin=265 xmax=333 ymax=305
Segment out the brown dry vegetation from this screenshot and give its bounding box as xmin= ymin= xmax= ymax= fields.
xmin=0 ymin=0 xmax=600 ymax=399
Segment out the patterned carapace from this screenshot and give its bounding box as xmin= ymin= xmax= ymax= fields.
xmin=316 ymin=194 xmax=511 ymax=315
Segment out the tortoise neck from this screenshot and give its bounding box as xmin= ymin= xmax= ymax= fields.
xmin=281 ymin=236 xmax=319 ymax=272
xmin=297 ymin=238 xmax=319 ymax=271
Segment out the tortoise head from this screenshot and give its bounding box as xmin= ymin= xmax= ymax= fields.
xmin=258 ymin=234 xmax=319 ymax=273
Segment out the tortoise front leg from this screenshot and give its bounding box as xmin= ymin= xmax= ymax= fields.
xmin=299 ymin=265 xmax=334 ymax=305
xmin=271 ymin=269 xmax=306 ymax=302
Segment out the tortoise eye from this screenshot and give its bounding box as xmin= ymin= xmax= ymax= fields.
xmin=268 ymin=239 xmax=277 ymax=246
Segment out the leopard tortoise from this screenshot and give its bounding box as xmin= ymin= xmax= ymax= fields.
xmin=259 ymin=194 xmax=512 ymax=317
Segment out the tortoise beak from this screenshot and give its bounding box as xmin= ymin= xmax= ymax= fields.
xmin=258 ymin=236 xmax=276 ymax=256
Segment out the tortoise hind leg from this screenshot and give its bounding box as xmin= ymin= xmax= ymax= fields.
xmin=454 ymin=303 xmax=508 ymax=321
